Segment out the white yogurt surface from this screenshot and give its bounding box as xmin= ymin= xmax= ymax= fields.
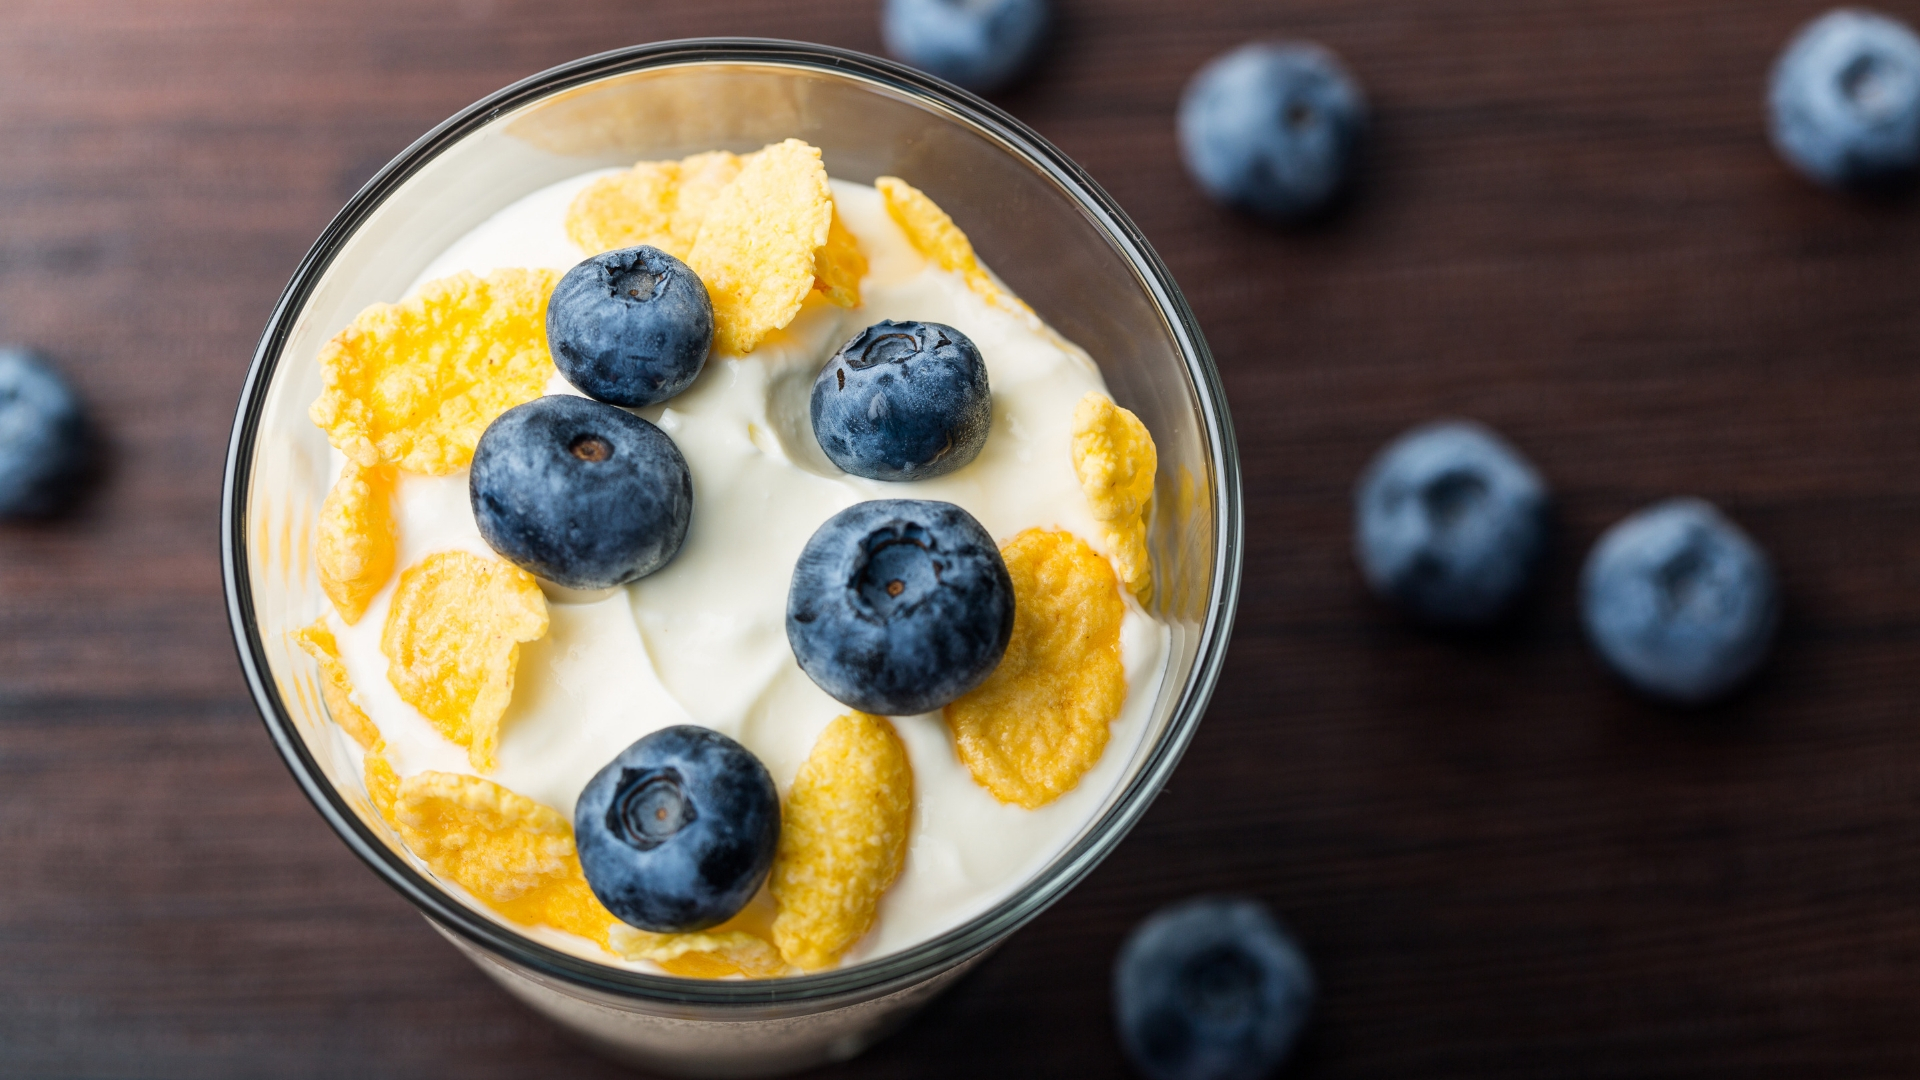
xmin=320 ymin=172 xmax=1170 ymax=969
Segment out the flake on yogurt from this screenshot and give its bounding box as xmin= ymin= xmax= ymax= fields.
xmin=875 ymin=175 xmax=1041 ymax=328
xmin=364 ymin=740 xmax=400 ymax=828
xmin=379 ymin=551 xmax=548 ymax=772
xmin=770 ymin=712 xmax=914 ymax=971
xmin=1072 ymin=392 xmax=1158 ymax=604
xmin=686 ymin=139 xmax=836 ymax=354
xmin=309 ymin=268 xmax=558 ymax=475
xmin=316 ymin=460 xmax=396 ymax=625
xmin=945 ymin=529 xmax=1128 ymax=809
xmin=608 ymin=924 xmax=789 ymax=979
xmin=812 ymin=208 xmax=868 ymax=310
xmin=565 ymin=150 xmax=744 ymax=261
xmin=295 ymin=615 xmax=381 ymax=751
xmin=394 ymin=771 xmax=617 ymax=946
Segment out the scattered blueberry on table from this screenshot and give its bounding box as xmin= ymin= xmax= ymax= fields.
xmin=811 ymin=319 xmax=992 ymax=482
xmin=1580 ymin=498 xmax=1779 ymax=705
xmin=1113 ymin=897 xmax=1316 ymax=1080
xmin=0 ymin=347 xmax=89 ymax=519
xmin=1354 ymin=420 xmax=1550 ymax=627
xmin=575 ymin=725 xmax=781 ymax=933
xmin=1769 ymin=7 xmax=1920 ymax=191
xmin=470 ymin=394 xmax=693 ymax=590
xmin=547 ymin=245 xmax=714 ymax=408
xmin=882 ymin=0 xmax=1050 ymax=94
xmin=787 ymin=499 xmax=1014 ymax=716
xmin=1179 ymin=41 xmax=1368 ymax=223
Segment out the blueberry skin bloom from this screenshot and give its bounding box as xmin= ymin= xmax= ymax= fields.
xmin=787 ymin=499 xmax=1014 ymax=716
xmin=1179 ymin=41 xmax=1367 ymax=223
xmin=470 ymin=395 xmax=693 ymax=590
xmin=1769 ymin=8 xmax=1920 ymax=191
xmin=882 ymin=0 xmax=1050 ymax=94
xmin=547 ymin=246 xmax=714 ymax=407
xmin=1113 ymin=897 xmax=1316 ymax=1080
xmin=1581 ymin=498 xmax=1779 ymax=705
xmin=811 ymin=320 xmax=991 ymax=482
xmin=0 ymin=348 xmax=88 ymax=518
xmin=1354 ymin=420 xmax=1550 ymax=626
xmin=575 ymin=725 xmax=780 ymax=933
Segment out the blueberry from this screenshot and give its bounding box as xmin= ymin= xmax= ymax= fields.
xmin=1113 ymin=897 xmax=1316 ymax=1080
xmin=1353 ymin=420 xmax=1550 ymax=626
xmin=1580 ymin=498 xmax=1779 ymax=705
xmin=787 ymin=499 xmax=1014 ymax=715
xmin=0 ymin=347 xmax=89 ymax=518
xmin=575 ymin=725 xmax=780 ymax=933
xmin=811 ymin=320 xmax=991 ymax=482
xmin=547 ymin=246 xmax=713 ymax=407
xmin=1178 ymin=41 xmax=1367 ymax=223
xmin=470 ymin=394 xmax=692 ymax=590
xmin=882 ymin=0 xmax=1050 ymax=94
xmin=1769 ymin=9 xmax=1920 ymax=191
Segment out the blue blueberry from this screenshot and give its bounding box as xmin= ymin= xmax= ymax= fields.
xmin=547 ymin=246 xmax=713 ymax=407
xmin=1354 ymin=420 xmax=1550 ymax=626
xmin=882 ymin=0 xmax=1050 ymax=94
xmin=1769 ymin=9 xmax=1920 ymax=191
xmin=1113 ymin=897 xmax=1316 ymax=1080
xmin=1179 ymin=41 xmax=1368 ymax=223
xmin=470 ymin=394 xmax=692 ymax=590
xmin=811 ymin=320 xmax=991 ymax=482
xmin=575 ymin=725 xmax=780 ymax=934
xmin=787 ymin=499 xmax=1013 ymax=715
xmin=0 ymin=347 xmax=89 ymax=518
xmin=1581 ymin=498 xmax=1779 ymax=705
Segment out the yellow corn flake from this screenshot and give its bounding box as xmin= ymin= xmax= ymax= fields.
xmin=1072 ymin=392 xmax=1158 ymax=604
xmin=565 ymin=151 xmax=744 ymax=260
xmin=610 ymin=924 xmax=790 ymax=979
xmin=770 ymin=713 xmax=913 ymax=971
xmin=310 ymin=269 xmax=558 ymax=475
xmin=365 ymin=740 xmax=400 ymax=828
xmin=945 ymin=530 xmax=1127 ymax=809
xmin=380 ymin=551 xmax=548 ymax=772
xmin=294 ymin=616 xmax=381 ymax=751
xmin=812 ymin=209 xmax=866 ymax=309
xmin=687 ymin=139 xmax=835 ymax=354
xmin=875 ymin=175 xmax=1038 ymax=325
xmin=316 ymin=460 xmax=396 ymax=625
xmin=394 ymin=771 xmax=616 ymax=945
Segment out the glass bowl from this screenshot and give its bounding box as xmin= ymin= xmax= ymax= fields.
xmin=222 ymin=38 xmax=1240 ymax=1078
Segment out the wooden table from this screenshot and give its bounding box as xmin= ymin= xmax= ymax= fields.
xmin=4 ymin=0 xmax=1919 ymax=1074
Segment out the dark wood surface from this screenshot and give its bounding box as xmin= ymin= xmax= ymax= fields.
xmin=5 ymin=0 xmax=1920 ymax=1075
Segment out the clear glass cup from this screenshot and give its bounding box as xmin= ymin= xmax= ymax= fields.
xmin=222 ymin=38 xmax=1241 ymax=1079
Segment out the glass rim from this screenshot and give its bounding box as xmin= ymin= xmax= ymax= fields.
xmin=221 ymin=36 xmax=1243 ymax=1006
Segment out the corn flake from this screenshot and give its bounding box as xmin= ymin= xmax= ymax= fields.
xmin=1072 ymin=392 xmax=1157 ymax=604
xmin=771 ymin=712 xmax=913 ymax=971
xmin=876 ymin=175 xmax=1039 ymax=326
xmin=812 ymin=209 xmax=866 ymax=309
xmin=565 ymin=151 xmax=744 ymax=260
xmin=380 ymin=551 xmax=548 ymax=772
xmin=295 ymin=616 xmax=381 ymax=751
xmin=310 ymin=269 xmax=558 ymax=475
xmin=687 ymin=139 xmax=834 ymax=354
xmin=945 ymin=530 xmax=1127 ymax=808
xmin=316 ymin=460 xmax=396 ymax=624
xmin=365 ymin=740 xmax=400 ymax=828
xmin=394 ymin=771 xmax=616 ymax=945
xmin=610 ymin=924 xmax=789 ymax=979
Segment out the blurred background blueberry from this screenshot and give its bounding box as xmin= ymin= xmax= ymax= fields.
xmin=1178 ymin=41 xmax=1367 ymax=223
xmin=1581 ymin=498 xmax=1779 ymax=705
xmin=1354 ymin=420 xmax=1550 ymax=627
xmin=1769 ymin=7 xmax=1920 ymax=191
xmin=882 ymin=0 xmax=1051 ymax=94
xmin=0 ymin=347 xmax=90 ymax=519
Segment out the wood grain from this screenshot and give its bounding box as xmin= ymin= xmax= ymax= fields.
xmin=4 ymin=0 xmax=1920 ymax=1075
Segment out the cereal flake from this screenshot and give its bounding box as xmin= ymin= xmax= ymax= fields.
xmin=380 ymin=551 xmax=548 ymax=772
xmin=295 ymin=616 xmax=380 ymax=751
xmin=770 ymin=712 xmax=913 ymax=971
xmin=610 ymin=924 xmax=789 ymax=979
xmin=875 ymin=175 xmax=1038 ymax=326
xmin=365 ymin=740 xmax=400 ymax=828
xmin=565 ymin=151 xmax=744 ymax=260
xmin=945 ymin=530 xmax=1127 ymax=808
xmin=1072 ymin=392 xmax=1157 ymax=603
xmin=687 ymin=139 xmax=835 ymax=354
xmin=309 ymin=269 xmax=558 ymax=475
xmin=316 ymin=460 xmax=396 ymax=624
xmin=812 ymin=208 xmax=866 ymax=309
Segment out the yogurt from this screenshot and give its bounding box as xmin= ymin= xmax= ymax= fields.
xmin=318 ymin=172 xmax=1170 ymax=970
